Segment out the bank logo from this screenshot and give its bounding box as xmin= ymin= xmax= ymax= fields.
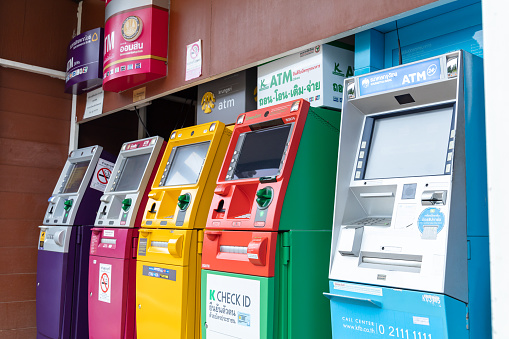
xmin=259 ymin=79 xmax=269 ymax=91
xmin=332 ymin=62 xmax=345 ymax=76
xmin=315 ymin=45 xmax=320 ymax=53
xmin=427 ymin=63 xmax=438 ymax=77
xmin=362 ymin=78 xmax=370 ymax=88
xmin=201 ymin=91 xmax=216 ymax=114
xmin=122 ymin=16 xmax=143 ymax=42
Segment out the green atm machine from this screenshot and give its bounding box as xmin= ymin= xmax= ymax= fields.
xmin=201 ymin=99 xmax=340 ymax=338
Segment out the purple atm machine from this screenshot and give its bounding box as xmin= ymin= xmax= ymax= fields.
xmin=37 ymin=145 xmax=116 ymax=339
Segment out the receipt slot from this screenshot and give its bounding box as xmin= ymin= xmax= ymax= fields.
xmin=136 ymin=122 xmax=231 ymax=338
xmin=201 ymin=99 xmax=340 ymax=339
xmin=88 ymin=136 xmax=165 ymax=339
xmin=327 ymin=51 xmax=490 ymax=338
xmin=37 ymin=146 xmax=115 ymax=339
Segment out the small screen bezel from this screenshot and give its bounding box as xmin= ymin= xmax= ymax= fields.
xmin=225 ymin=121 xmax=294 ymax=181
xmin=355 ymin=103 xmax=456 ymax=181
xmin=61 ymin=160 xmax=91 ymax=194
xmin=158 ymin=141 xmax=211 ymax=187
xmin=112 ymin=152 xmax=151 ymax=192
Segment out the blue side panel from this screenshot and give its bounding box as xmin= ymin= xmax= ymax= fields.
xmin=467 ymin=237 xmax=492 ymax=339
xmin=327 ymin=281 xmax=467 ymax=339
xmin=354 ymin=29 xmax=385 ymax=76
xmin=462 ymin=52 xmax=489 ymax=237
xmin=383 ymin=2 xmax=483 ymax=67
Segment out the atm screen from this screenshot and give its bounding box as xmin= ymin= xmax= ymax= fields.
xmin=364 ymin=106 xmax=454 ymax=179
xmin=114 ymin=153 xmax=151 ymax=191
xmin=62 ymin=161 xmax=90 ymax=193
xmin=232 ymin=124 xmax=291 ymax=179
xmin=164 ymin=141 xmax=210 ymax=186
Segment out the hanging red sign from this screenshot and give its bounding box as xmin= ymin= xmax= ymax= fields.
xmin=102 ymin=0 xmax=169 ymax=92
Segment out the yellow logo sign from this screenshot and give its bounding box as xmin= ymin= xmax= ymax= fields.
xmin=201 ymin=92 xmax=215 ymax=114
xmin=92 ymin=32 xmax=98 ymax=42
xmin=122 ymin=16 xmax=143 ymax=42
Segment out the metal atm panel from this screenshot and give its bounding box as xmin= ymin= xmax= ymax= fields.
xmin=43 ymin=146 xmax=115 ymax=226
xmin=206 ymin=101 xmax=340 ymax=233
xmin=95 ymin=136 xmax=165 ymax=228
xmin=142 ymin=121 xmax=232 ymax=230
xmin=327 ymin=51 xmax=490 ymax=338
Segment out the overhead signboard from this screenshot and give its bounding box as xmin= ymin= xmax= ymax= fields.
xmin=197 ymin=69 xmax=257 ymax=125
xmin=102 ymin=0 xmax=169 ymax=92
xmin=65 ymin=28 xmax=104 ymax=95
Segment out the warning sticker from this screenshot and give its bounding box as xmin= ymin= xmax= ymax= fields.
xmin=90 ymin=158 xmax=114 ymax=192
xmin=98 ymin=263 xmax=111 ymax=303
xmin=39 ymin=229 xmax=46 ymax=249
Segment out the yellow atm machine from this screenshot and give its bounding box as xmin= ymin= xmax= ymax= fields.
xmin=136 ymin=121 xmax=232 ymax=338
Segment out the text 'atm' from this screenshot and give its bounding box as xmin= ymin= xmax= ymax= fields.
xmin=326 ymin=51 xmax=491 ymax=339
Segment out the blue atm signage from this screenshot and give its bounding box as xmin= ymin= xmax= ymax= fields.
xmin=359 ymin=58 xmax=441 ymax=96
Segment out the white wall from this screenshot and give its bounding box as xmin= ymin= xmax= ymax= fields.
xmin=482 ymin=1 xmax=509 ymax=337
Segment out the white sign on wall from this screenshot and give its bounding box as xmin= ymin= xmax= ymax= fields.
xmin=257 ymin=44 xmax=354 ymax=110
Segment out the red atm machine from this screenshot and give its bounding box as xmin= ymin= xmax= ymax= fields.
xmin=201 ymin=99 xmax=340 ymax=339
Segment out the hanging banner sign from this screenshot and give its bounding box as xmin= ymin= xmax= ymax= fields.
xmin=65 ymin=28 xmax=104 ymax=95
xmin=102 ymin=0 xmax=169 ymax=92
xmin=358 ymin=58 xmax=442 ymax=96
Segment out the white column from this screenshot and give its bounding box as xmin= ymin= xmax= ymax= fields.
xmin=482 ymin=1 xmax=509 ymax=338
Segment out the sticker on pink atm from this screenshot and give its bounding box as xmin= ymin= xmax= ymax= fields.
xmin=98 ymin=263 xmax=112 ymax=303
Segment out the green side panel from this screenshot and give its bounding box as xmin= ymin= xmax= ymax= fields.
xmin=276 ymin=230 xmax=332 ymax=339
xmin=279 ymin=107 xmax=340 ymax=231
xmin=201 ymin=269 xmax=275 ymax=339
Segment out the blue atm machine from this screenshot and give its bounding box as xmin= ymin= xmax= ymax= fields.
xmin=325 ymin=51 xmax=491 ymax=338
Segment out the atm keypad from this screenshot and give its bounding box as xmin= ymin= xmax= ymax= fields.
xmin=349 ymin=217 xmax=392 ymax=227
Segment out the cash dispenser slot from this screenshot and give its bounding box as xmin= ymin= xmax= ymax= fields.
xmin=359 ymin=252 xmax=422 ymax=273
xmin=202 ymin=230 xmax=277 ymax=277
xmin=421 ymin=190 xmax=447 ymax=205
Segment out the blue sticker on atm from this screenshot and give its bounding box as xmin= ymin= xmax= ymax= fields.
xmin=359 ymin=58 xmax=441 ymax=96
xmin=417 ymin=208 xmax=445 ymax=234
xmin=238 ymin=312 xmax=251 ymax=326
xmin=142 ymin=265 xmax=176 ymax=281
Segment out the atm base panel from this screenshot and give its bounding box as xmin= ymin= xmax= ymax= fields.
xmin=327 ymin=280 xmax=468 ymax=339
xmin=201 ymin=229 xmax=332 ymax=339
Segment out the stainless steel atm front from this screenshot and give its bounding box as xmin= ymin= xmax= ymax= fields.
xmin=326 ymin=51 xmax=490 ymax=339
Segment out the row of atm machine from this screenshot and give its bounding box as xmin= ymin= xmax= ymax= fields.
xmin=35 ymin=50 xmax=491 ymax=339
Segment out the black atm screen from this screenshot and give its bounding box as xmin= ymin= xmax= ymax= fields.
xmin=62 ymin=161 xmax=90 ymax=193
xmin=114 ymin=153 xmax=151 ymax=191
xmin=233 ymin=124 xmax=291 ymax=179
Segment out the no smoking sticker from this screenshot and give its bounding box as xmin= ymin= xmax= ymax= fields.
xmin=98 ymin=263 xmax=111 ymax=303
xmin=90 ymin=158 xmax=115 ymax=192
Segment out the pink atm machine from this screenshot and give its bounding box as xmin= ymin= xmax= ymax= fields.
xmin=37 ymin=145 xmax=115 ymax=339
xmin=88 ymin=136 xmax=165 ymax=339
